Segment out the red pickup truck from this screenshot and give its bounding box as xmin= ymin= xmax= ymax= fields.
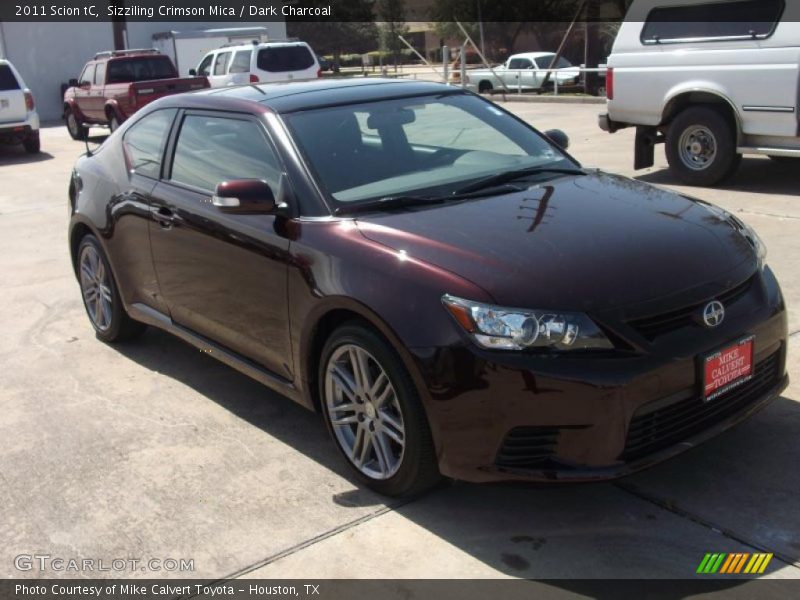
xmin=63 ymin=49 xmax=209 ymax=140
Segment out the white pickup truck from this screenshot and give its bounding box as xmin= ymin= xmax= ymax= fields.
xmin=464 ymin=52 xmax=580 ymax=94
xmin=599 ymin=0 xmax=800 ymax=186
xmin=0 ymin=59 xmax=40 ymax=154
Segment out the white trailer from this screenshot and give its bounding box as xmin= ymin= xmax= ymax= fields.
xmin=152 ymin=27 xmax=272 ymax=77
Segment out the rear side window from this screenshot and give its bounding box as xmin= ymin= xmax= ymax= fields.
xmin=257 ymin=45 xmax=314 ymax=72
xmin=642 ymin=0 xmax=784 ymax=43
xmin=0 ymin=65 xmax=20 ymax=91
xmin=170 ymin=115 xmax=282 ymax=192
xmin=122 ymin=109 xmax=176 ymax=179
xmin=214 ymin=52 xmax=231 ymax=76
xmin=229 ymin=50 xmax=252 ymax=73
xmin=107 ymin=57 xmax=177 ymax=84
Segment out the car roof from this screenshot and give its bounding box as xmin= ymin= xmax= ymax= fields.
xmin=213 ymin=40 xmax=312 ymax=52
xmin=154 ymin=78 xmax=463 ymax=114
xmin=509 ymin=52 xmax=555 ymax=59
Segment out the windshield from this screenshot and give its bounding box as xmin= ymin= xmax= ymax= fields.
xmin=283 ymin=93 xmax=572 ymax=205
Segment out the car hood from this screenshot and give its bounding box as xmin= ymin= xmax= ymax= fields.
xmin=354 ymin=171 xmax=757 ymax=313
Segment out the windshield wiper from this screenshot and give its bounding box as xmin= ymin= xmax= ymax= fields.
xmin=335 ymin=184 xmax=531 ymax=215
xmin=335 ymin=195 xmax=446 ymax=215
xmin=454 ymin=165 xmax=584 ymax=195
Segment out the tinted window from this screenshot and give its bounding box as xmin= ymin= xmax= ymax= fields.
xmin=642 ymin=0 xmax=784 ymax=43
xmin=0 ymin=65 xmax=20 ymax=91
xmin=508 ymin=58 xmax=533 ymax=70
xmin=257 ymin=45 xmax=314 ymax=72
xmin=197 ymin=54 xmax=213 ymax=77
xmin=285 ymin=94 xmax=566 ymax=204
xmin=107 ymin=57 xmax=177 ymax=84
xmin=535 ymin=56 xmax=572 ymax=69
xmin=170 ymin=115 xmax=282 ymax=192
xmin=214 ymin=52 xmax=231 ymax=76
xmin=230 ymin=50 xmax=252 ymax=73
xmin=122 ymin=109 xmax=176 ymax=179
xmin=94 ymin=62 xmax=106 ymax=85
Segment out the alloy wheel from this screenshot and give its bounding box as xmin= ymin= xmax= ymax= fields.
xmin=324 ymin=344 xmax=406 ymax=480
xmin=79 ymin=244 xmax=113 ymax=331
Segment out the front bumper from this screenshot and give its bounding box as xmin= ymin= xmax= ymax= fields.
xmin=413 ymin=268 xmax=788 ymax=483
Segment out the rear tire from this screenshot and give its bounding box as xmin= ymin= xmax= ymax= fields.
xmin=65 ymin=107 xmax=86 ymax=141
xmin=319 ymin=322 xmax=440 ymax=497
xmin=77 ymin=234 xmax=146 ymax=343
xmin=23 ymin=131 xmax=40 ymax=154
xmin=478 ymin=80 xmax=493 ymax=94
xmin=666 ymin=106 xmax=740 ymax=186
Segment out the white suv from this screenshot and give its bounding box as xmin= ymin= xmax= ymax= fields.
xmin=192 ymin=41 xmax=320 ymax=88
xmin=600 ymin=0 xmax=799 ymax=186
xmin=0 ymin=59 xmax=40 ymax=154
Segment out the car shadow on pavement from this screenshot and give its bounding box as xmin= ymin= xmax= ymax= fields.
xmin=635 ymin=157 xmax=799 ymax=196
xmin=0 ymin=146 xmax=55 ymax=165
xmin=112 ymin=328 xmax=800 ymax=579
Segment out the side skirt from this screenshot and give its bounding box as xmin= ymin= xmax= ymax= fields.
xmin=128 ymin=302 xmax=307 ymax=407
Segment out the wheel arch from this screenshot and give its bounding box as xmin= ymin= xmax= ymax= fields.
xmin=68 ymin=218 xmax=100 ymax=278
xmin=300 ymin=299 xmax=429 ymax=417
xmin=661 ymin=88 xmax=742 ymax=143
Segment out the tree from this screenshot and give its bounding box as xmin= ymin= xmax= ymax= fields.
xmin=377 ymin=0 xmax=409 ymax=70
xmin=287 ymin=0 xmax=378 ymax=70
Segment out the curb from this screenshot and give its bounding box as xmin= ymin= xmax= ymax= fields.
xmin=489 ymin=94 xmax=607 ymax=105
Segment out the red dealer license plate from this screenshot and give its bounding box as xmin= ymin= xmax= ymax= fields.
xmin=703 ymin=336 xmax=754 ymax=401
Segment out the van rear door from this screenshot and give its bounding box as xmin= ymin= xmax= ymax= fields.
xmin=0 ymin=64 xmax=27 ymax=124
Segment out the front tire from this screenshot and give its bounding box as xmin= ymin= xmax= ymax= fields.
xmin=65 ymin=107 xmax=86 ymax=141
xmin=77 ymin=234 xmax=146 ymax=343
xmin=666 ymin=106 xmax=740 ymax=186
xmin=319 ymin=323 xmax=440 ymax=497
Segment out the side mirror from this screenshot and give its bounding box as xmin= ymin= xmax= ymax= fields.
xmin=68 ymin=78 xmax=79 ymax=87
xmin=544 ymin=129 xmax=570 ymax=150
xmin=188 ymin=68 xmax=197 ymax=76
xmin=212 ymin=179 xmax=276 ymax=214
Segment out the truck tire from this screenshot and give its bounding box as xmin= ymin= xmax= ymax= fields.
xmin=65 ymin=107 xmax=86 ymax=141
xmin=478 ymin=80 xmax=493 ymax=94
xmin=666 ymin=106 xmax=740 ymax=186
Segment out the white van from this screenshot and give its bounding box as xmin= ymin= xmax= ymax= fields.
xmin=192 ymin=41 xmax=321 ymax=88
xmin=599 ymin=0 xmax=799 ymax=185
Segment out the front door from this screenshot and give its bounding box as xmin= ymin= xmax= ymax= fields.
xmin=149 ymin=111 xmax=293 ymax=378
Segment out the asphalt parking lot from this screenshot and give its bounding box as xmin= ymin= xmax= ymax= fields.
xmin=0 ymin=101 xmax=798 ymax=581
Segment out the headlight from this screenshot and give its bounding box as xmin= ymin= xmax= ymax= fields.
xmin=734 ymin=216 xmax=767 ymax=267
xmin=442 ymin=295 xmax=614 ymax=351
xmin=702 ymin=203 xmax=767 ymax=267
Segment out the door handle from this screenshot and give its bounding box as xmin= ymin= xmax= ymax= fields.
xmin=153 ymin=206 xmax=175 ymax=228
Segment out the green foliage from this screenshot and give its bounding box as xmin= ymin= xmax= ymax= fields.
xmin=377 ymin=0 xmax=409 ymax=66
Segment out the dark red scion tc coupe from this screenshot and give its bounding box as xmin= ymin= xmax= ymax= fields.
xmin=68 ymin=79 xmax=788 ymax=496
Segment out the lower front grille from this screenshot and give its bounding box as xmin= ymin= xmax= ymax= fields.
xmin=495 ymin=426 xmax=560 ymax=469
xmin=621 ymin=351 xmax=781 ymax=461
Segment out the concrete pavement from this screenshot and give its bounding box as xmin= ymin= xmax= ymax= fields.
xmin=0 ymin=103 xmax=798 ymax=581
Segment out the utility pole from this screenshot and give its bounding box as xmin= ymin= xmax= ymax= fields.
xmin=476 ymin=0 xmax=486 ymax=57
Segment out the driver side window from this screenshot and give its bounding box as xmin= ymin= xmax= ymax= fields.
xmin=197 ymin=54 xmax=214 ymax=77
